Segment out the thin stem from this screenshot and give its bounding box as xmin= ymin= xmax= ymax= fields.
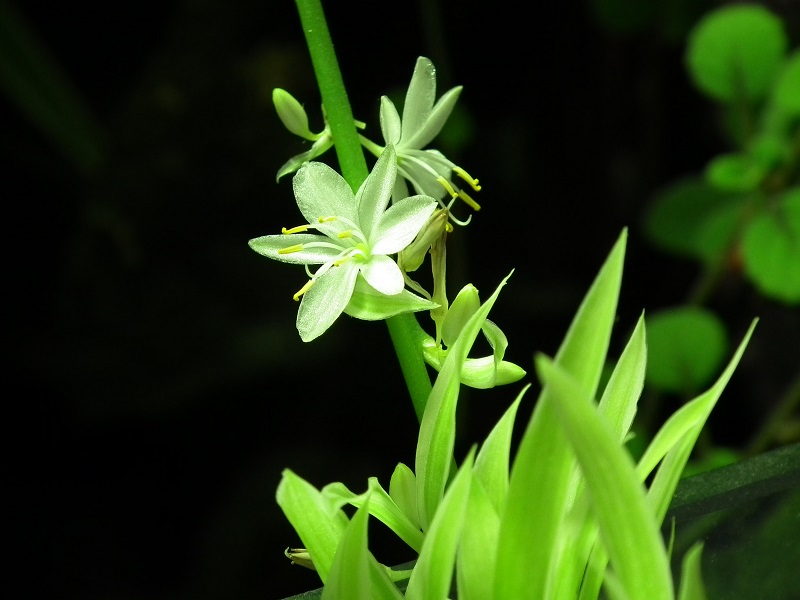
xmin=294 ymin=0 xmax=433 ymax=417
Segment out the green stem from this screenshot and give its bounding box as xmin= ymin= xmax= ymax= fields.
xmin=294 ymin=0 xmax=433 ymax=418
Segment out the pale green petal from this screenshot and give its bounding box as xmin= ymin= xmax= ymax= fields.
xmin=293 ymin=161 xmax=358 ymax=225
xmin=398 ymin=158 xmax=449 ymax=200
xmin=356 ymin=145 xmax=397 ymax=237
xmin=360 ymin=254 xmax=405 ymax=295
xmin=404 ymin=85 xmax=462 ymax=150
xmin=442 ymin=284 xmax=480 ymax=347
xmin=391 ymin=171 xmax=410 ymax=203
xmin=276 ymin=136 xmax=334 ymax=182
xmin=370 ymin=195 xmax=437 ymax=254
xmin=460 ymin=356 xmax=527 ymax=389
xmin=272 ymin=88 xmax=317 ymax=140
xmin=248 ymin=234 xmax=342 ymax=264
xmin=401 ymin=56 xmax=436 ymax=144
xmin=379 ymin=97 xmax=402 ymax=145
xmin=296 ymin=262 xmax=359 ymax=342
xmin=345 ymin=276 xmax=437 ymax=320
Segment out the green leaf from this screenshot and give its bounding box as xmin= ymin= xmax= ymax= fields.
xmin=276 ymin=470 xmax=349 ymax=583
xmin=645 ymin=307 xmax=729 ymax=395
xmin=473 ymin=385 xmax=528 ymax=514
xmin=321 ymin=496 xmax=404 ymax=600
xmin=495 ymin=229 xmax=627 ymax=600
xmin=535 ymin=355 xmax=673 ymax=600
xmin=643 ymin=177 xmax=745 ymax=262
xmin=685 ymin=4 xmax=788 ymax=103
xmin=456 ymin=478 xmax=500 ymax=600
xmin=742 ymin=188 xmax=800 ymax=304
xmin=677 ymin=543 xmax=707 ymax=600
xmin=389 ymin=463 xmax=420 ymax=530
xmin=773 ymin=50 xmax=800 ymax=115
xmin=641 ymin=320 xmax=757 ymax=522
xmin=705 ymin=153 xmax=766 ymax=192
xmin=405 ymin=450 xmax=474 ymax=600
xmin=322 ymin=478 xmax=424 ymax=553
xmin=415 ymin=272 xmax=513 ymax=531
xmin=597 ymin=313 xmax=647 ymax=442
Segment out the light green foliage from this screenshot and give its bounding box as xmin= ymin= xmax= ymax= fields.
xmin=677 ymin=543 xmax=707 ymax=600
xmin=685 ymin=4 xmax=788 ymax=103
xmin=645 ymin=307 xmax=729 ymax=394
xmin=742 ymin=188 xmax=800 ymax=303
xmin=774 ymin=51 xmax=800 ymax=114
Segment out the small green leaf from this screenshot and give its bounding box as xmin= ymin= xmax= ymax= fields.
xmin=773 ymin=50 xmax=800 ymax=115
xmin=677 ymin=543 xmax=707 ymax=600
xmin=742 ymin=188 xmax=800 ymax=304
xmin=276 ymin=470 xmax=349 ymax=583
xmin=644 ymin=177 xmax=744 ymax=262
xmin=685 ymin=4 xmax=788 ymax=103
xmin=645 ymin=307 xmax=729 ymax=394
xmin=389 ymin=463 xmax=420 ymax=530
xmin=705 ymin=153 xmax=766 ymax=193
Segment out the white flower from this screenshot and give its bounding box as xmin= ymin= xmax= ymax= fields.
xmin=249 ymin=145 xmax=438 ymax=342
xmin=361 ymin=57 xmax=482 ymax=226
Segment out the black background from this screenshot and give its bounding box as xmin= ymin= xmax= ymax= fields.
xmin=5 ymin=0 xmax=799 ymax=598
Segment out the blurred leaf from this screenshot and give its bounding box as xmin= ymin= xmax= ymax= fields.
xmin=773 ymin=50 xmax=800 ymax=115
xmin=645 ymin=307 xmax=729 ymax=394
xmin=677 ymin=543 xmax=707 ymax=600
xmin=742 ymin=188 xmax=800 ymax=304
xmin=685 ymin=4 xmax=787 ymax=103
xmin=0 ymin=0 xmax=105 ymax=174
xmin=705 ymin=153 xmax=765 ymax=192
xmin=644 ymin=176 xmax=745 ymax=262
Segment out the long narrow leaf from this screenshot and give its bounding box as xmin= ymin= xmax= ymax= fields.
xmin=495 ymin=230 xmax=627 ymax=600
xmin=415 ymin=272 xmax=513 ymax=530
xmin=405 ymin=450 xmax=474 ymax=600
xmin=456 ymin=477 xmax=500 ymax=600
xmin=535 ymin=355 xmax=673 ymax=600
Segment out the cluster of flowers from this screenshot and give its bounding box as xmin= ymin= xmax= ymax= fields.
xmin=249 ymin=57 xmax=524 ymax=388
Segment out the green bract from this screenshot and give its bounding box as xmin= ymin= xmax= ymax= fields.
xmin=249 ymin=145 xmax=438 ymax=342
xmin=361 ymin=56 xmax=482 ymax=226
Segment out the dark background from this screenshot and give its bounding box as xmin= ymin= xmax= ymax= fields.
xmin=5 ymin=0 xmax=799 ymax=598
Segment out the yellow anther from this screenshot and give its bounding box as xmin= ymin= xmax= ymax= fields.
xmin=445 ymin=222 xmax=454 ymax=233
xmin=453 ymin=167 xmax=481 ymax=191
xmin=333 ymin=256 xmax=351 ymax=267
xmin=279 ymin=244 xmax=304 ymax=254
xmin=458 ymin=190 xmax=481 ymax=211
xmin=318 ymin=216 xmax=338 ymax=223
xmin=436 ymin=176 xmax=459 ymax=199
xmin=293 ymin=279 xmax=315 ymax=301
xmin=282 ymin=225 xmax=309 ymax=234
xmin=337 ymin=230 xmax=353 ymax=239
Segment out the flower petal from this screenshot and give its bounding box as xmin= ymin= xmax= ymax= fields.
xmin=272 ymin=88 xmax=316 ymax=140
xmin=359 ymin=254 xmax=405 ymax=295
xmin=400 ymin=57 xmax=436 ymax=145
xmin=356 ymin=145 xmax=396 ymax=237
xmin=370 ymin=195 xmax=437 ymax=254
xmin=345 ymin=275 xmax=438 ymax=320
xmin=294 ymin=162 xmax=357 ymax=225
xmin=380 ymin=97 xmax=402 ymax=145
xmin=248 ymin=234 xmax=342 ymax=264
xmin=276 ymin=136 xmax=334 ymax=182
xmin=403 ymin=85 xmax=462 ymax=150
xmin=296 ymin=262 xmax=359 ymax=342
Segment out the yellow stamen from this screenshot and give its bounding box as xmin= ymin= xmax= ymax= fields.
xmin=279 ymin=244 xmax=304 ymax=254
xmin=445 ymin=222 xmax=454 ymax=233
xmin=282 ymin=225 xmax=309 ymax=234
xmin=318 ymin=216 xmax=338 ymax=223
xmin=337 ymin=230 xmax=353 ymax=239
xmin=333 ymin=256 xmax=350 ymax=267
xmin=436 ymin=176 xmax=459 ymax=199
xmin=458 ymin=190 xmax=481 ymax=211
xmin=453 ymin=167 xmax=481 ymax=191
xmin=293 ymin=279 xmax=315 ymax=301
